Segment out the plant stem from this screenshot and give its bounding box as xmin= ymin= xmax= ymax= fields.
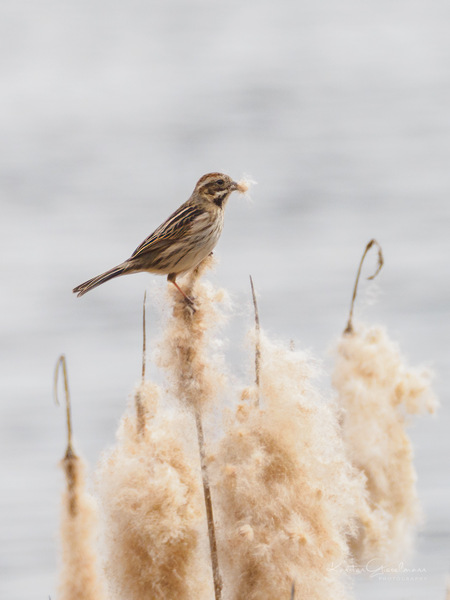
xmin=141 ymin=290 xmax=147 ymax=382
xmin=250 ymin=275 xmax=261 ymax=406
xmin=54 ymin=354 xmax=78 ymax=515
xmin=194 ymin=408 xmax=222 ymax=600
xmin=344 ymin=239 xmax=384 ymax=335
xmin=135 ymin=291 xmax=147 ymax=436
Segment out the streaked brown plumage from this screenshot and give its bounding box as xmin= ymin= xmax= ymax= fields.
xmin=73 ymin=173 xmax=245 ymax=302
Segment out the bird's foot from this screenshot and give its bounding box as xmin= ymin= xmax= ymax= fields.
xmin=184 ymin=294 xmax=197 ymax=312
xmin=169 ymin=279 xmax=197 ymax=311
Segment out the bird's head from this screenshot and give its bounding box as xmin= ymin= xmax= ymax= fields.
xmin=194 ymin=172 xmax=244 ymax=208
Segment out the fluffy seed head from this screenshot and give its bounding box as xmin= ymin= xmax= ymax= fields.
xmin=212 ymin=331 xmax=364 ymax=600
xmin=59 ymin=453 xmax=107 ymax=600
xmin=332 ymin=323 xmax=438 ymax=563
xmin=96 ymin=381 xmax=208 ymax=600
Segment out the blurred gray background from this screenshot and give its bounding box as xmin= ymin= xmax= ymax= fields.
xmin=1 ymin=0 xmax=449 ymax=598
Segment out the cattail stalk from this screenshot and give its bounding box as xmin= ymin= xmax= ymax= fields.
xmin=344 ymin=239 xmax=383 ymax=335
xmin=195 ymin=408 xmax=221 ymax=597
xmin=54 ymin=355 xmax=106 ymax=600
xmin=97 ymin=290 xmax=208 ymax=600
xmin=250 ymin=275 xmax=261 ymax=405
xmin=134 ymin=291 xmax=148 ymax=436
xmin=157 ymin=255 xmax=226 ymax=600
xmin=333 ymin=240 xmax=437 ymax=563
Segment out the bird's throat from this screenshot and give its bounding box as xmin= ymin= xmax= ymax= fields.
xmin=213 ymin=193 xmax=228 ymax=208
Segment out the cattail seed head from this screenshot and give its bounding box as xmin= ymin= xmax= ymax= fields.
xmin=96 ymin=381 xmax=208 ymax=600
xmin=59 ymin=453 xmax=107 ymax=600
xmin=332 ymin=322 xmax=437 ymax=563
xmin=212 ymin=332 xmax=363 ymax=600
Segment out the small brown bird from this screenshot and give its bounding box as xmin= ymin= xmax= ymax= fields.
xmin=73 ymin=173 xmax=246 ymax=302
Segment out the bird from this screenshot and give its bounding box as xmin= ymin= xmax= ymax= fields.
xmin=73 ymin=172 xmax=246 ymax=303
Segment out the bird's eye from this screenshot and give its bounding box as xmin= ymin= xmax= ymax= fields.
xmin=216 ymin=179 xmax=224 ymax=186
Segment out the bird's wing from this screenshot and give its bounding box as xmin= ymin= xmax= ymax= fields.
xmin=130 ymin=202 xmax=205 ymax=259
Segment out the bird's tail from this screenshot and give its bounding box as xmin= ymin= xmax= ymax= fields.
xmin=73 ymin=263 xmax=130 ymax=297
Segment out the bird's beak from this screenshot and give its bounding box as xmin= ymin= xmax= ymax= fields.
xmin=230 ymin=181 xmax=239 ymax=191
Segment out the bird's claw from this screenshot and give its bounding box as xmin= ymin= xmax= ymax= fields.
xmin=184 ymin=295 xmax=197 ymax=312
